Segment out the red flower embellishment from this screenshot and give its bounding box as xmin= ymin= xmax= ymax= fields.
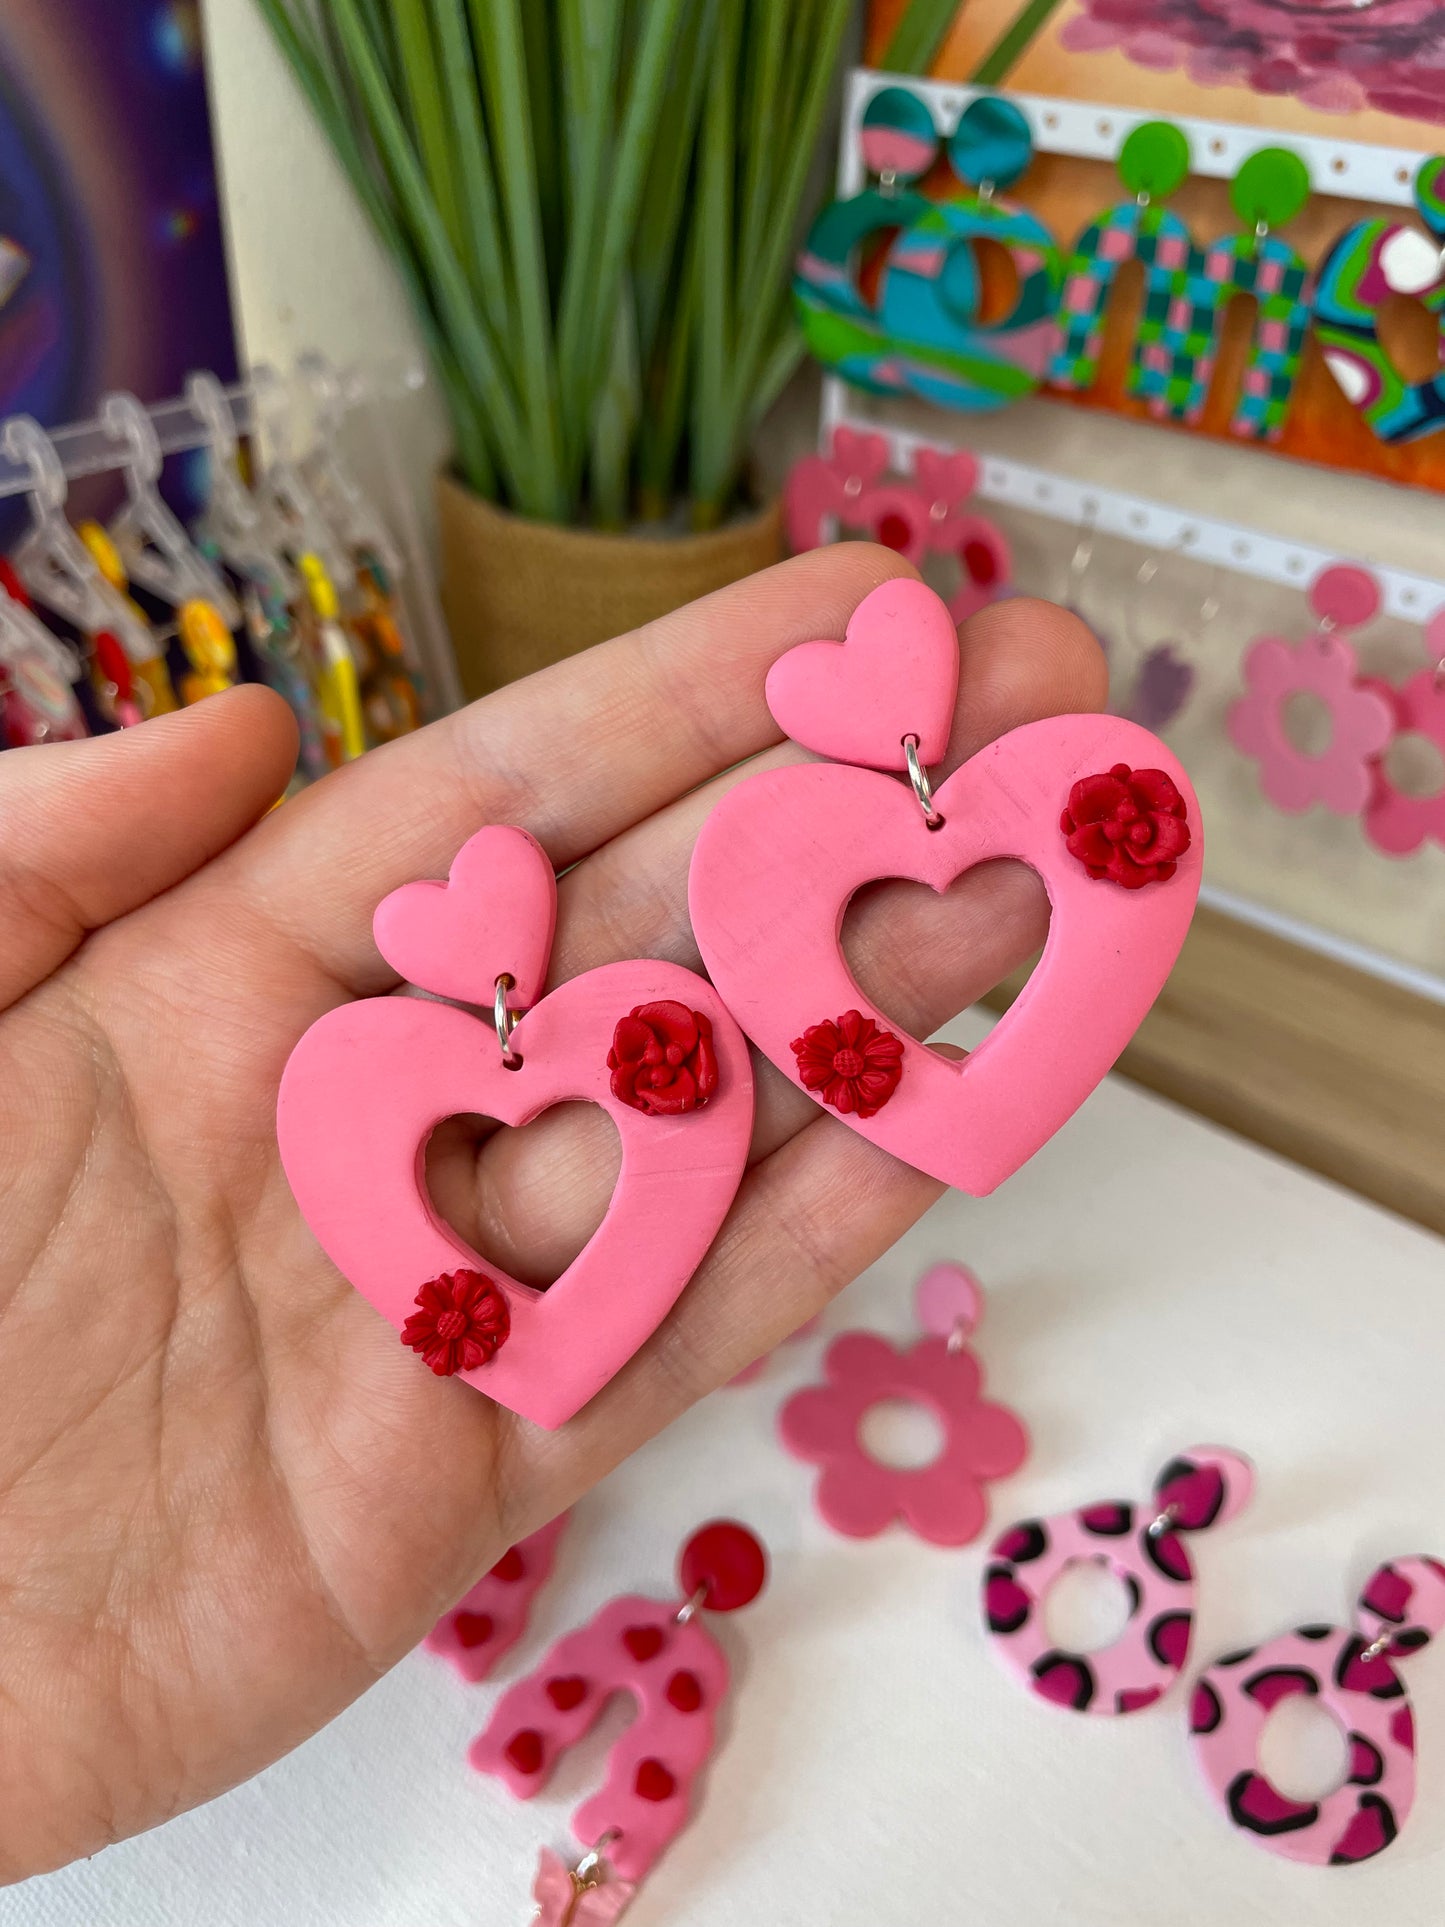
xmin=1061 ymin=763 xmax=1191 ymax=889
xmin=791 ymin=1009 xmax=904 ymax=1119
xmin=608 ymin=1001 xmax=718 ymax=1116
xmin=402 ymin=1269 xmax=510 ymax=1376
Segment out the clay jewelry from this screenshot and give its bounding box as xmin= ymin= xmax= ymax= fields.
xmin=688 ymin=577 xmax=1201 ymax=1196
xmin=983 ymin=1447 xmax=1253 ymax=1716
xmin=1364 ymin=610 xmax=1445 ymax=857
xmin=792 ymin=85 xmax=939 ymax=394
xmin=879 ymin=96 xmax=1063 ymax=414
xmin=1050 ymin=120 xmax=1194 ymax=403
xmin=1315 ymin=156 xmax=1445 ymax=445
xmin=277 ymin=825 xmax=754 ymax=1429
xmin=779 ymin=1261 xmax=1028 ymax=1545
xmin=783 ymin=432 xmax=1013 ymax=626
xmin=472 ymin=1521 xmax=767 ymax=1890
xmin=427 ymin=1514 xmax=571 ymax=1684
xmin=1142 ymin=148 xmax=1312 ymax=442
xmin=1229 ymin=564 xmax=1395 ymax=817
xmin=1190 ymin=1556 xmax=1445 ymax=1865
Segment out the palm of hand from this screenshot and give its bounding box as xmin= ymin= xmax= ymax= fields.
xmin=0 ymin=550 xmax=1099 ymax=1881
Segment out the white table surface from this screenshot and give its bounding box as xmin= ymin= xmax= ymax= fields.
xmin=12 ymin=1011 xmax=1445 ymax=1927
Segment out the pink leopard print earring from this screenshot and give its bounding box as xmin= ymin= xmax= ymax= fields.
xmin=983 ymin=1446 xmax=1253 ymax=1715
xmin=1189 ymin=1555 xmax=1445 ymax=1866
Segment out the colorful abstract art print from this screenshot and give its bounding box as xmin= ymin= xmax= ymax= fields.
xmin=867 ymin=0 xmax=1445 ymax=147
xmin=0 ymin=2 xmax=237 ymax=539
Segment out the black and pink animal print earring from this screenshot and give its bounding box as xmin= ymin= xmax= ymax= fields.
xmin=1189 ymin=1554 xmax=1445 ymax=1867
xmin=982 ymin=1446 xmax=1253 ymax=1716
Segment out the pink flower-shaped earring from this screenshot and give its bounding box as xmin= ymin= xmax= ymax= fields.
xmin=778 ymin=1262 xmax=1028 ymax=1545
xmin=1363 ymin=610 xmax=1445 ymax=857
xmin=1229 ymin=564 xmax=1395 ymax=816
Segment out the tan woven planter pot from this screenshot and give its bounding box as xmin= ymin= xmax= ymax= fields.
xmin=437 ymin=473 xmax=785 ymax=700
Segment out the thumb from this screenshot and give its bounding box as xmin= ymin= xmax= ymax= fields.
xmin=0 ymin=685 xmax=298 ymax=1009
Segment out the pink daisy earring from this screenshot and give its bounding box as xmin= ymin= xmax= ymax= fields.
xmin=1229 ymin=564 xmax=1395 ymax=817
xmin=778 ymin=1262 xmax=1028 ymax=1545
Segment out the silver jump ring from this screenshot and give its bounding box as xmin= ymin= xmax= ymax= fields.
xmin=574 ymin=1830 xmax=622 ymax=1883
xmin=1360 ymin=1630 xmax=1394 ymax=1664
xmin=675 ymin=1583 xmax=708 ymax=1626
xmin=904 ymin=734 xmax=945 ymax=829
xmin=1146 ymin=1501 xmax=1182 ymax=1539
xmin=493 ymin=973 xmax=521 ymax=1066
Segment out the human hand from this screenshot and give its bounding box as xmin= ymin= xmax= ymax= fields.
xmin=0 ymin=547 xmax=1101 ymax=1878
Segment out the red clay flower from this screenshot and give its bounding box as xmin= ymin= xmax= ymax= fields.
xmin=608 ymin=1001 xmax=718 ymax=1116
xmin=791 ymin=1009 xmax=904 ymax=1119
xmin=1061 ymin=763 xmax=1190 ymax=889
xmin=402 ymin=1269 xmax=510 ymax=1375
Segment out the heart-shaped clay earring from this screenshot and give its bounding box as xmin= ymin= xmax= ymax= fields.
xmin=277 ymin=826 xmax=754 ymax=1428
xmin=688 ymin=578 xmax=1201 ymax=1195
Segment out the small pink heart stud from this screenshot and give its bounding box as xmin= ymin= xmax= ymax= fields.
xmin=373 ymin=825 xmax=557 ymax=1007
xmin=765 ymin=577 xmax=960 ymax=770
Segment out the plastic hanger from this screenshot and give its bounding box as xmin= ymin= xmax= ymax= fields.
xmin=250 ymin=362 xmax=356 ymax=593
xmin=102 ymin=390 xmax=240 ymax=627
xmin=294 ymin=352 xmax=404 ymax=583
xmin=0 ymin=570 xmax=89 ymax=744
xmin=2 ymin=414 xmax=156 ymax=666
xmin=186 ymin=372 xmax=298 ymax=602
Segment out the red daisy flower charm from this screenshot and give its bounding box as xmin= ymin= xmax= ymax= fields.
xmin=608 ymin=1001 xmax=718 ymax=1116
xmin=1060 ymin=763 xmax=1191 ymax=889
xmin=402 ymin=1268 xmax=510 ymax=1376
xmin=790 ymin=1009 xmax=904 ymax=1120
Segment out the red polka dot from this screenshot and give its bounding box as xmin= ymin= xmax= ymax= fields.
xmin=489 ymin=1547 xmax=525 ymax=1583
xmin=545 ymin=1675 xmax=587 ymax=1711
xmin=666 ymin=1670 xmax=703 ymax=1713
xmin=623 ymin=1624 xmax=665 ymax=1662
xmin=454 ymin=1611 xmax=494 ymax=1649
xmin=877 ymin=512 xmax=910 ymax=552
xmin=504 ymin=1728 xmax=543 ymax=1774
xmin=634 ymin=1758 xmax=676 ymax=1802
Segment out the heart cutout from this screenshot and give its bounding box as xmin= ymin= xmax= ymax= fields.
xmin=688 ymin=714 xmax=1200 ymax=1194
xmin=765 ymin=576 xmax=960 ymax=771
xmin=373 ymin=824 xmax=557 ymax=1007
xmin=277 ymin=960 xmax=754 ymax=1428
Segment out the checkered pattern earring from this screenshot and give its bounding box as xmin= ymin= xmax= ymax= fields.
xmin=1141 ymin=146 xmax=1312 ymax=442
xmin=1049 ymin=120 xmax=1194 ymax=402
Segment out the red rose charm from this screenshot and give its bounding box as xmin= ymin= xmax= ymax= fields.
xmin=402 ymin=1269 xmax=510 ymax=1375
xmin=1061 ymin=764 xmax=1191 ymax=889
xmin=791 ymin=1009 xmax=904 ymax=1119
xmin=608 ymin=1001 xmax=719 ymax=1116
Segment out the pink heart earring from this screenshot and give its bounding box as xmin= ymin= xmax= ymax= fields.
xmin=277 ymin=825 xmax=755 ymax=1428
xmin=426 ymin=1514 xmax=571 ymax=1683
xmin=984 ymin=1447 xmax=1254 ymax=1716
xmin=779 ymin=1261 xmax=1028 ymax=1544
xmin=1363 ymin=609 xmax=1445 ymax=857
xmin=472 ymin=1521 xmax=767 ymax=1895
xmin=1190 ymin=1555 xmax=1445 ymax=1865
xmin=1229 ymin=564 xmax=1395 ymax=817
xmin=689 ymin=577 xmax=1201 ymax=1196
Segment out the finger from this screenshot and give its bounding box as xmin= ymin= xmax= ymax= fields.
xmin=431 ymin=598 xmax=1103 ymax=1281
xmin=0 ymin=686 xmax=297 ymax=1009
xmin=231 ymin=545 xmax=914 ymax=991
xmin=497 ymin=1109 xmax=944 ymax=1530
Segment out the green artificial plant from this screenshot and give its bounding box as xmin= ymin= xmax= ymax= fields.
xmin=257 ymin=0 xmax=953 ymax=529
